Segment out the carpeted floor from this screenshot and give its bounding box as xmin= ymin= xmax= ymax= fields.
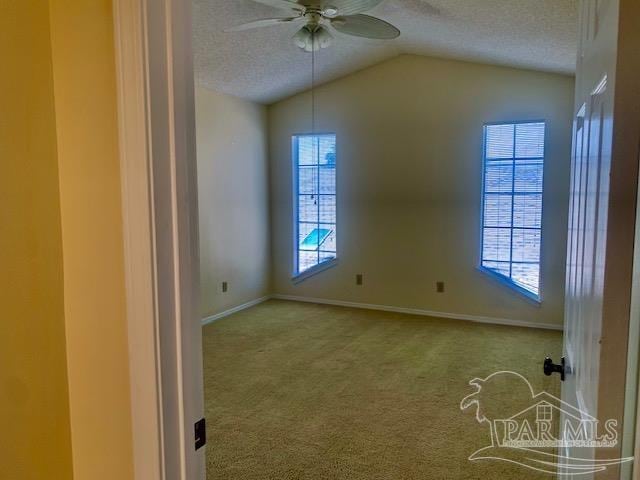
xmin=202 ymin=299 xmax=562 ymax=479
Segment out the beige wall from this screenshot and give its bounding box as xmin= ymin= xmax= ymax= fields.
xmin=196 ymin=87 xmax=271 ymax=317
xmin=0 ymin=1 xmax=74 ymax=478
xmin=269 ymin=54 xmax=574 ymax=327
xmin=48 ymin=1 xmax=134 ymax=478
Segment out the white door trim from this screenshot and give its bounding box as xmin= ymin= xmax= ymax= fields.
xmin=113 ymin=1 xmax=205 ymax=479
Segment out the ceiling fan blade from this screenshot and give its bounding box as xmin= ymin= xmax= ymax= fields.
xmin=323 ymin=0 xmax=384 ymax=16
xmin=226 ymin=16 xmax=303 ymax=32
xmin=249 ymin=0 xmax=304 ymax=13
xmin=330 ymin=14 xmax=400 ymax=39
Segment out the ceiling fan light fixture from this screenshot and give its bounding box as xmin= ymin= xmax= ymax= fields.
xmin=315 ymin=26 xmax=333 ymax=48
xmin=323 ymin=6 xmax=339 ymax=17
xmin=292 ymin=26 xmax=311 ymax=48
xmin=293 ymin=25 xmax=333 ymax=52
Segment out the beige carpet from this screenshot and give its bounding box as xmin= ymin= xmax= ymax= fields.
xmin=203 ymin=299 xmax=562 ymax=479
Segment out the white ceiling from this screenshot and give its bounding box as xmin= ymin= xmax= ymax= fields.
xmin=192 ymin=0 xmax=577 ymax=105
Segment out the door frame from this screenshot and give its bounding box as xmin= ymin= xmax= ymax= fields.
xmin=113 ymin=1 xmax=205 ymax=479
xmin=110 ymin=0 xmax=640 ymax=479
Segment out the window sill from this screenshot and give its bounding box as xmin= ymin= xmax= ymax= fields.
xmin=292 ymin=258 xmax=338 ymax=284
xmin=477 ymin=266 xmax=542 ymax=306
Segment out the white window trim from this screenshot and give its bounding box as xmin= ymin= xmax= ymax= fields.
xmin=292 ymin=257 xmax=339 ymax=284
xmin=477 ymin=265 xmax=542 ymax=305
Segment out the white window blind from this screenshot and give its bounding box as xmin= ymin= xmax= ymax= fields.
xmin=480 ymin=122 xmax=545 ymax=298
xmin=293 ymin=134 xmax=337 ymax=275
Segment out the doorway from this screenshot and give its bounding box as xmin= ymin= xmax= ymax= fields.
xmin=114 ymin=1 xmax=640 ymax=479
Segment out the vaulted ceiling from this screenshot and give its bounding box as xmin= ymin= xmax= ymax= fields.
xmin=192 ymin=0 xmax=577 ymax=104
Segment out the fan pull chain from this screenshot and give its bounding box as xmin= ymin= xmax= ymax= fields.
xmin=312 ymin=31 xmax=318 ymax=206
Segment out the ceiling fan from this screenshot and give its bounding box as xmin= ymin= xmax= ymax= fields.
xmin=227 ymin=0 xmax=400 ymax=52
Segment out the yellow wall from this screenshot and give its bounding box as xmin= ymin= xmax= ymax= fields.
xmin=48 ymin=1 xmax=134 ymax=479
xmin=196 ymin=88 xmax=271 ymax=317
xmin=269 ymin=55 xmax=575 ymax=327
xmin=0 ymin=1 xmax=74 ymax=478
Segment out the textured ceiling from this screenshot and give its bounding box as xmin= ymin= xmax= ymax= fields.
xmin=192 ymin=0 xmax=577 ymax=104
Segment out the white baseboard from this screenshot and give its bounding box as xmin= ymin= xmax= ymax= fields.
xmin=271 ymin=294 xmax=563 ymax=331
xmin=200 ymin=293 xmax=563 ymax=331
xmin=201 ymin=296 xmax=271 ymax=326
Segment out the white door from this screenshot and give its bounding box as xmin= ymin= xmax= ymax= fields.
xmin=561 ymin=0 xmax=639 ymax=478
xmin=562 ymin=70 xmax=610 ymax=477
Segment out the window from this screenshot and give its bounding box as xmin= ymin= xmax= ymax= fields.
xmin=293 ymin=134 xmax=337 ymax=276
xmin=480 ymin=121 xmax=545 ymax=299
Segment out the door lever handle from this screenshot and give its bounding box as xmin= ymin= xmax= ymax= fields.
xmin=543 ymin=356 xmax=565 ymax=381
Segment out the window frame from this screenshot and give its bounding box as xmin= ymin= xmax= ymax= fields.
xmin=291 ymin=132 xmax=338 ymax=282
xmin=478 ymin=120 xmax=546 ymax=304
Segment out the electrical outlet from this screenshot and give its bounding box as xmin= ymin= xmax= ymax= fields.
xmin=222 ymin=281 xmax=228 ymax=293
xmin=356 ymin=274 xmax=363 ymax=286
xmin=436 ymin=281 xmax=445 ymax=293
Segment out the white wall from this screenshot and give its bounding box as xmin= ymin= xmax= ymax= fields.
xmin=268 ymin=54 xmax=574 ymax=327
xmin=196 ymin=87 xmax=270 ymax=317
